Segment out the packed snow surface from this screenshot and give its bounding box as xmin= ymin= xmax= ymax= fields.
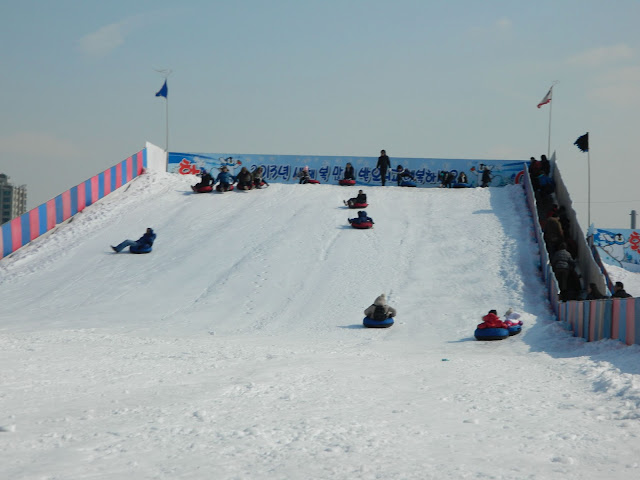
xmin=2 ymin=171 xmax=640 ymax=480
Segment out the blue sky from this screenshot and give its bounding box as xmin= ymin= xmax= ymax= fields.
xmin=1 ymin=0 xmax=639 ymax=230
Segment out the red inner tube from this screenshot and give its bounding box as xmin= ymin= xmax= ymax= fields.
xmin=351 ymin=222 xmax=373 ymax=229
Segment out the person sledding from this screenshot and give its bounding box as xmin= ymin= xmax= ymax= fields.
xmin=192 ymin=169 xmax=213 ymax=192
xmin=344 ymin=190 xmax=367 ymax=208
xmin=235 ymin=167 xmax=253 ymax=190
xmin=297 ymin=166 xmax=311 ymax=184
xmin=476 ymin=310 xmax=508 ymax=329
xmin=503 ymin=308 xmax=523 ymax=327
xmin=396 ymin=165 xmax=416 ymax=185
xmin=364 ymin=294 xmax=397 ymax=321
xmin=111 ymin=227 xmax=156 ymax=253
xmin=348 ymin=210 xmax=374 ymax=228
xmin=343 ymin=162 xmax=355 ymax=181
xmin=252 ymin=166 xmax=269 ymax=188
xmin=214 ymin=166 xmax=235 ymax=192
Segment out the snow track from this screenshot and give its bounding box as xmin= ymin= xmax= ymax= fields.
xmin=2 ymin=171 xmax=640 ymax=479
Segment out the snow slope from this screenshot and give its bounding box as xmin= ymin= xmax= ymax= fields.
xmin=1 ymin=171 xmax=640 ymax=480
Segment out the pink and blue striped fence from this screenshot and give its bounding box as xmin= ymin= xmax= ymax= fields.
xmin=1 ymin=149 xmax=146 ymax=260
xmin=559 ymin=297 xmax=640 ymax=345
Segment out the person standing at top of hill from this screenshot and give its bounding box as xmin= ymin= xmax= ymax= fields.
xmin=376 ymin=150 xmax=391 ymax=186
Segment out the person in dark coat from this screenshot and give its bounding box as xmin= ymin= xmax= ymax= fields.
xmin=376 ymin=150 xmax=391 ymax=186
xmin=540 ymin=154 xmax=551 ymax=176
xmin=612 ymin=281 xmax=632 ymax=298
xmin=480 ymin=166 xmax=492 ymax=187
xmin=457 ymin=172 xmax=468 ymax=185
xmin=552 ymin=243 xmax=575 ymax=296
xmin=348 ymin=210 xmax=374 ymax=226
xmin=343 ymin=162 xmax=355 ymax=181
xmin=111 ymin=228 xmax=156 ymax=253
xmin=544 ymin=214 xmax=564 ymax=257
xmin=235 ymin=167 xmax=253 ymax=190
xmin=344 ymin=190 xmax=367 ymax=207
xmin=536 ymin=173 xmax=555 ymax=195
xmin=396 ymin=165 xmax=416 ymax=185
xmin=192 ymin=170 xmax=213 ymax=190
xmin=364 ymin=293 xmax=396 ymax=319
xmin=297 ymin=166 xmax=311 ymax=184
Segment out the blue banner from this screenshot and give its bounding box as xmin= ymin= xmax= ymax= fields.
xmin=168 ymin=152 xmax=527 ymax=188
xmin=593 ymin=228 xmax=640 ymax=271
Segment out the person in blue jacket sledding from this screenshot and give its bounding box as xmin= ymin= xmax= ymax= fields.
xmin=215 ymin=166 xmax=236 ymax=191
xmin=111 ymin=228 xmax=156 ymax=253
xmin=348 ymin=210 xmax=374 ymax=226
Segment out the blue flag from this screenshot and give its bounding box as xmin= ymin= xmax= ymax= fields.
xmin=155 ymin=80 xmax=168 ymax=98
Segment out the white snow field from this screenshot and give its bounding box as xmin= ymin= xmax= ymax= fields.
xmin=1 ymin=171 xmax=640 ymax=480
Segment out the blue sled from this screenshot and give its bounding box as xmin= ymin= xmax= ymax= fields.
xmin=130 ymin=245 xmax=152 ymax=254
xmin=363 ymin=316 xmax=394 ymax=328
xmin=507 ymin=325 xmax=522 ymax=336
xmin=399 ymin=180 xmax=417 ymax=187
xmin=474 ymin=327 xmax=509 ymax=340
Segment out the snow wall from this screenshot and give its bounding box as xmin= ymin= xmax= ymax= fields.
xmin=0 ymin=142 xmax=166 ymax=260
xmin=167 ymin=152 xmax=527 ymax=188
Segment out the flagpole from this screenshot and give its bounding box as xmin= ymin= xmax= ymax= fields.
xmin=547 ymin=91 xmax=552 ymax=158
xmin=587 ymin=148 xmax=591 ymax=228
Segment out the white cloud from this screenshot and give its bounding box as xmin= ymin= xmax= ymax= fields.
xmin=589 ymin=66 xmax=640 ymax=107
xmin=568 ymin=44 xmax=634 ymax=68
xmin=78 ymin=15 xmax=145 ymax=57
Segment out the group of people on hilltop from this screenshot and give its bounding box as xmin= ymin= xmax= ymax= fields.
xmin=530 ymin=155 xmax=554 ymax=197
xmin=193 ymin=166 xmax=269 ymax=192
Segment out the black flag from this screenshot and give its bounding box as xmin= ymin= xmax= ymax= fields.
xmin=574 ymin=133 xmax=589 ymax=152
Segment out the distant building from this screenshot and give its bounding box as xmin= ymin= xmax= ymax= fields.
xmin=0 ymin=173 xmax=27 ymax=225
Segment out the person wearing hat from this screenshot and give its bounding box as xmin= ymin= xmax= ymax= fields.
xmin=111 ymin=227 xmax=156 ymax=253
xmin=364 ymin=294 xmax=396 ymax=320
xmin=215 ymin=166 xmax=235 ymax=191
xmin=504 ymin=308 xmax=523 ymax=327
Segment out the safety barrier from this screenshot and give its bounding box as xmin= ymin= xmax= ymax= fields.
xmin=1 ymin=149 xmax=146 ymax=260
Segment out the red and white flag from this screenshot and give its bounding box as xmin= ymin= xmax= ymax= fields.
xmin=537 ymin=87 xmax=552 ymax=108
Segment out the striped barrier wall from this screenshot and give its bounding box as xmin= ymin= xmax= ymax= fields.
xmin=521 ymin=163 xmax=561 ymax=317
xmin=559 ymin=297 xmax=640 ymax=345
xmin=1 ymin=149 xmax=146 ymax=260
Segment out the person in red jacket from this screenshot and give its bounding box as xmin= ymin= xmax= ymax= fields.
xmin=477 ymin=310 xmax=508 ymax=329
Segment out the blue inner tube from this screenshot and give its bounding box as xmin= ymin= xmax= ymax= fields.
xmin=130 ymin=244 xmax=152 ymax=254
xmin=474 ymin=327 xmax=509 ymax=340
xmin=363 ymin=316 xmax=394 ymax=328
xmin=507 ymin=325 xmax=522 ymax=336
xmin=399 ymin=180 xmax=417 ymax=187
